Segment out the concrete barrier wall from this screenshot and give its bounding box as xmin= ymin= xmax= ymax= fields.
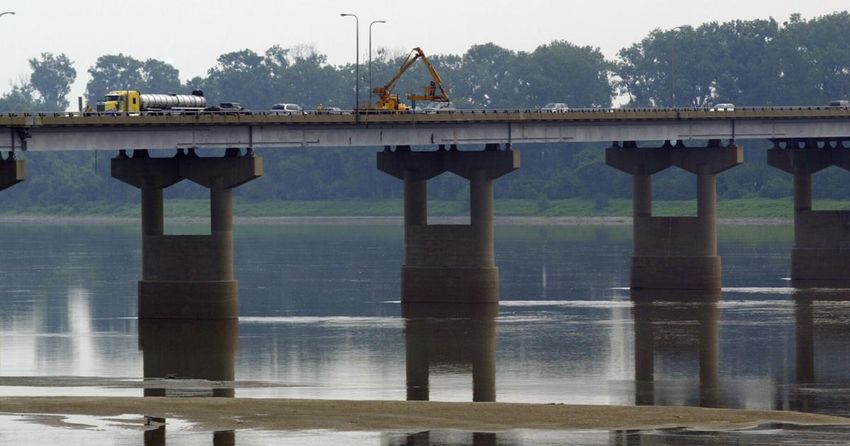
xmin=406 ymin=225 xmax=482 ymax=267
xmin=143 ymin=235 xmax=232 ymax=281
xmin=634 ymin=216 xmax=709 ymax=257
xmin=796 ymin=210 xmax=850 ymax=249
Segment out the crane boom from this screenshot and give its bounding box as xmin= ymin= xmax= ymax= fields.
xmin=371 ymin=47 xmax=449 ymax=111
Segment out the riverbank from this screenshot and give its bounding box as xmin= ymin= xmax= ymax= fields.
xmin=1 ymin=196 xmax=834 ymax=222
xmin=0 ymin=214 xmax=790 ymax=226
xmin=2 ymin=397 xmax=847 ymax=433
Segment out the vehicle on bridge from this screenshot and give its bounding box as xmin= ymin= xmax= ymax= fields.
xmin=205 ymin=102 xmax=248 ymax=113
xmin=370 ymin=47 xmax=450 ymax=112
xmin=710 ymin=103 xmax=735 ymax=111
xmin=418 ymin=101 xmax=457 ymax=113
xmin=540 ymin=102 xmax=569 ymax=112
xmin=95 ymin=90 xmax=207 ymax=113
xmin=271 ymin=103 xmax=303 ymax=113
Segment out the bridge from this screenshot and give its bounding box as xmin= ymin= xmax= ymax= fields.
xmin=2 ymin=107 xmax=850 ymax=151
xmin=0 ymin=107 xmax=849 ymax=318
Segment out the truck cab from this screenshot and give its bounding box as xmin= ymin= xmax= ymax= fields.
xmin=97 ymin=91 xmax=142 ymax=113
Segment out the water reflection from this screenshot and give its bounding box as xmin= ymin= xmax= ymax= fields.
xmin=402 ymin=303 xmax=498 ymax=403
xmin=791 ymin=287 xmax=850 ymax=415
xmin=139 ymin=318 xmax=238 ymax=444
xmin=631 ymin=290 xmax=720 ymax=408
xmin=386 ymin=430 xmax=501 ymax=446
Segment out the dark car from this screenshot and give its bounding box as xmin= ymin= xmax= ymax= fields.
xmin=206 ymin=102 xmax=248 ymax=113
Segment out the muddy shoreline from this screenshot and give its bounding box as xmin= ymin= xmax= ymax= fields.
xmin=1 ymin=397 xmax=847 ymax=433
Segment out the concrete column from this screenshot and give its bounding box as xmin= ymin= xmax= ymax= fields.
xmin=470 ymin=168 xmax=495 ymax=267
xmin=210 ymin=176 xmax=235 ymax=282
xmin=697 ymin=170 xmax=717 ymax=257
xmin=112 ymin=152 xmax=262 ymax=319
xmin=633 ymin=173 xmax=651 ymax=218
xmin=794 ymin=173 xmax=812 ymax=213
xmin=403 ymin=170 xmax=427 ymax=226
xmin=141 ymin=182 xmax=164 ymax=237
xmin=793 ymin=173 xmax=812 ymax=258
xmin=378 ymin=148 xmax=519 ymax=304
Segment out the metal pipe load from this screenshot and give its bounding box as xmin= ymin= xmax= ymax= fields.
xmin=140 ymin=92 xmax=206 ymax=110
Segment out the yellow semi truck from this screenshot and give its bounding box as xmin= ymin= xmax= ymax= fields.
xmin=96 ymin=90 xmax=207 ymax=113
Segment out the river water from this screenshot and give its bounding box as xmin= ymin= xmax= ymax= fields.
xmin=1 ymin=222 xmax=850 ymax=444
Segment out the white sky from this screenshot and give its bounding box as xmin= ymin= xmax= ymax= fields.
xmin=1 ymin=0 xmax=848 ymax=106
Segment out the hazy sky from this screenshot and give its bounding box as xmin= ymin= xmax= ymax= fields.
xmin=2 ymin=0 xmax=848 ymax=105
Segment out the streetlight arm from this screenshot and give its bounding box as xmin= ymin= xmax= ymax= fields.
xmin=340 ymin=13 xmax=360 ymax=112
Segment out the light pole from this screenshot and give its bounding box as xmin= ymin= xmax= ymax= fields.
xmin=670 ymin=25 xmax=685 ymax=108
xmin=368 ymin=20 xmax=386 ymax=108
xmin=340 ymin=13 xmax=359 ymax=113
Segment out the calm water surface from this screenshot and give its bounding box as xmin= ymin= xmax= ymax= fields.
xmin=2 ymin=222 xmax=850 ymax=444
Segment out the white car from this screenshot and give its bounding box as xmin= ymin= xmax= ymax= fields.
xmin=710 ymin=103 xmax=735 ymax=111
xmin=541 ymin=102 xmax=569 ymax=112
xmin=419 ymin=102 xmax=457 ymax=113
xmin=270 ymin=103 xmax=303 ymax=113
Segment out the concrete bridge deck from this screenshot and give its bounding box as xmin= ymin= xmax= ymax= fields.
xmin=2 ymin=107 xmax=850 ymax=151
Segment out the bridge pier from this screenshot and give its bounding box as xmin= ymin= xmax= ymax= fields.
xmin=607 ymin=143 xmax=742 ymax=290
xmin=767 ymin=141 xmax=850 ymax=286
xmin=0 ymin=152 xmax=25 ymax=191
xmin=112 ymin=149 xmax=262 ymax=319
xmin=378 ymin=145 xmax=520 ymax=303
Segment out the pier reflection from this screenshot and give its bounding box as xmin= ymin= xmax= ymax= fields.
xmin=139 ymin=318 xmax=238 ymax=445
xmin=403 ymin=303 xmax=498 ymax=402
xmin=791 ymin=287 xmax=850 ymax=415
xmin=631 ymin=289 xmax=720 ymax=408
xmin=391 ymin=303 xmax=498 ymax=446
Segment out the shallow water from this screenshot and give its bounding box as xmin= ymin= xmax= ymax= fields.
xmin=1 ymin=222 xmax=850 ymax=444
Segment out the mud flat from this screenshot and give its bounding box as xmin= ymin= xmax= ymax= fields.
xmin=1 ymin=397 xmax=847 ymax=432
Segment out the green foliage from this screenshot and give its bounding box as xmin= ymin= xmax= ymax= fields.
xmin=29 ymin=53 xmax=76 ymax=110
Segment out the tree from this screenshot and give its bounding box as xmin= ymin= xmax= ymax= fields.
xmin=0 ymin=78 xmax=38 ymax=113
xmin=85 ymin=54 xmax=144 ymax=104
xmin=526 ymin=41 xmax=613 ymax=107
xmin=85 ymin=54 xmax=182 ymax=105
xmin=204 ymin=49 xmax=270 ymax=109
xmin=29 ymin=53 xmax=76 ymax=111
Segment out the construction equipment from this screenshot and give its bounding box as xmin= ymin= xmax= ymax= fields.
xmin=96 ymin=90 xmax=206 ymax=113
xmin=371 ymin=47 xmax=449 ymax=111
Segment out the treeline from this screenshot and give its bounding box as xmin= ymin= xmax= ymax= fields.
xmin=2 ymin=12 xmax=850 ymax=210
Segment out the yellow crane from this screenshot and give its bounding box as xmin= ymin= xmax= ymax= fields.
xmin=371 ymin=47 xmax=449 ymax=111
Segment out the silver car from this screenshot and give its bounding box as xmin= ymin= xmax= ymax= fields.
xmin=419 ymin=102 xmax=457 ymax=113
xmin=541 ymin=102 xmax=569 ymax=112
xmin=271 ymin=103 xmax=303 ymax=113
